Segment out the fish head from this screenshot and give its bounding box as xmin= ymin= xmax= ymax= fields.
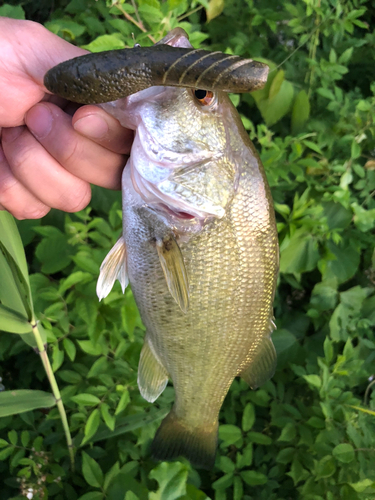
xmin=103 ymin=30 xmax=247 ymax=225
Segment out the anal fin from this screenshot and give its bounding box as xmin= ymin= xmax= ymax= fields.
xmin=96 ymin=236 xmax=128 ymax=301
xmin=138 ymin=338 xmax=169 ymax=403
xmin=240 ymin=330 xmax=277 ymax=389
xmin=156 ymin=234 xmax=189 ymax=313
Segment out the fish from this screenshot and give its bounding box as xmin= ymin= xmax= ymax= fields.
xmin=44 ymin=28 xmax=279 ymax=469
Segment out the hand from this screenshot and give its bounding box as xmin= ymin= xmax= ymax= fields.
xmin=0 ymin=18 xmax=132 ymax=220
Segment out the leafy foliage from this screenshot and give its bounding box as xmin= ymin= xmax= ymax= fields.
xmin=1 ymin=0 xmax=375 ymax=499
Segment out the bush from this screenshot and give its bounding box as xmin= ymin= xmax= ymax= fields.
xmin=0 ymin=0 xmax=374 ymax=499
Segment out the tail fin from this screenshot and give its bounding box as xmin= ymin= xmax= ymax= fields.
xmin=151 ymin=409 xmax=218 ymax=470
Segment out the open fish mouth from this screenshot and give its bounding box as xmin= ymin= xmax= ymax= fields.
xmin=130 ymin=163 xmax=227 ymax=221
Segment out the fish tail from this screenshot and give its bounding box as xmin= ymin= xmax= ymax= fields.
xmin=151 ymin=409 xmax=218 ymax=470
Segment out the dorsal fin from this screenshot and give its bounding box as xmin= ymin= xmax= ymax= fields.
xmin=96 ymin=236 xmax=128 ymax=301
xmin=156 ymin=234 xmax=189 ymax=313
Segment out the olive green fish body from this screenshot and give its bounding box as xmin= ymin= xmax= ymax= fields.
xmin=105 ymin=87 xmax=279 ymax=469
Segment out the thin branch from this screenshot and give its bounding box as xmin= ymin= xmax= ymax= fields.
xmin=32 ymin=320 xmax=75 ymax=468
xmin=115 ymin=4 xmax=156 ymax=44
xmin=178 ymin=5 xmax=204 ymax=22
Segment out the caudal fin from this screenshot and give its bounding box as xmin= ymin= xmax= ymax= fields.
xmin=151 ymin=409 xmax=218 ymax=470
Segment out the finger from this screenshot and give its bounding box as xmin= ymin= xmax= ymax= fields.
xmin=0 ymin=145 xmax=50 ymax=220
xmin=72 ymin=105 xmax=134 ymax=155
xmin=2 ymin=126 xmax=91 ymax=213
xmin=25 ymin=103 xmax=127 ymax=189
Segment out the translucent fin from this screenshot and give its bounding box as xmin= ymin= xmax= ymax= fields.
xmin=96 ymin=236 xmax=128 ymax=301
xmin=240 ymin=334 xmax=277 ymax=389
xmin=138 ymin=339 xmax=169 ymax=403
xmin=156 ymin=235 xmax=189 ymax=313
xmin=151 ymin=408 xmax=218 ymax=470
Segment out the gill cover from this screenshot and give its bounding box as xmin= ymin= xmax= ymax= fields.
xmin=44 ymin=28 xmax=269 ymax=103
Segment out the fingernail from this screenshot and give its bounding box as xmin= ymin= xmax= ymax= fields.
xmin=26 ymin=104 xmax=53 ymax=140
xmin=74 ymin=115 xmax=109 ymax=139
xmin=2 ymin=126 xmax=24 ymax=143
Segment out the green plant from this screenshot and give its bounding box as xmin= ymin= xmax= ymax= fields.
xmin=0 ymin=0 xmax=375 ymax=499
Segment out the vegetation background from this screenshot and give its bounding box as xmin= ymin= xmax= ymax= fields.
xmin=0 ymin=0 xmax=375 ymax=499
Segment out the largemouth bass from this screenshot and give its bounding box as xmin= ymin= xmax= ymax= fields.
xmin=45 ymin=29 xmax=279 ymax=469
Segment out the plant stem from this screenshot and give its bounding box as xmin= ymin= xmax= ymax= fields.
xmin=32 ymin=319 xmax=74 ymax=468
xmin=114 ymin=4 xmax=156 ymax=43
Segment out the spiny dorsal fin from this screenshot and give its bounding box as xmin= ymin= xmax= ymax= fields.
xmin=240 ymin=320 xmax=277 ymax=389
xmin=138 ymin=338 xmax=169 ymax=403
xmin=156 ymin=234 xmax=189 ymax=313
xmin=96 ymin=236 xmax=128 ymax=301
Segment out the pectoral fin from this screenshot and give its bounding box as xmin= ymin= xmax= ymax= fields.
xmin=240 ymin=330 xmax=277 ymax=389
xmin=138 ymin=338 xmax=169 ymax=403
xmin=96 ymin=236 xmax=128 ymax=301
xmin=156 ymin=235 xmax=189 ymax=313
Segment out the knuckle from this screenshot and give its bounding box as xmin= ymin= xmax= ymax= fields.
xmin=7 ymin=143 xmax=35 ymax=178
xmin=60 ymin=140 xmax=81 ymax=166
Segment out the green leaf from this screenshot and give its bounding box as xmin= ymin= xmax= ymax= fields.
xmin=315 ymin=455 xmax=336 ymax=479
xmin=292 ymin=90 xmax=310 ymax=134
xmin=0 ymin=390 xmax=55 ymax=417
xmin=349 ymin=479 xmax=374 ymax=493
xmin=280 ymin=230 xmax=319 ymax=274
xmin=0 ymin=240 xmax=33 ymax=321
xmin=323 ymin=240 xmax=360 ymax=284
xmin=212 ymin=472 xmax=233 ymax=490
xmin=90 ymin=408 xmax=168 ymax=444
xmin=307 ymin=416 xmax=325 ymax=429
xmin=259 ymin=79 xmax=294 ymax=127
xmin=115 ymin=388 xmax=130 ymax=416
xmin=0 ymin=446 xmax=14 ymax=461
xmin=101 ymin=404 xmax=115 ymax=432
xmin=0 ymin=439 xmax=9 ymax=448
xmin=0 ymin=4 xmax=25 ymax=18
xmin=82 ymin=451 xmax=104 ymax=488
xmin=242 ymin=403 xmax=255 ymax=431
xmin=71 ymin=394 xmax=101 ymax=406
xmin=332 ymin=443 xmax=355 ymax=463
xmin=240 ymin=470 xmax=267 ymax=486
xmin=82 ymin=33 xmax=126 ymax=52
xmin=219 ymin=424 xmax=242 ymax=446
xmin=278 ymin=422 xmax=297 ymax=442
xmin=35 ymin=228 xmax=71 ymax=274
xmin=149 ymin=462 xmax=188 ymax=500
xmin=303 ymin=374 xmax=321 ymax=389
xmin=0 ymin=212 xmax=29 ymax=282
xmin=247 ymin=432 xmax=272 ymax=445
xmin=0 ymin=304 xmax=32 ymax=334
xmin=59 ymin=271 xmax=93 ymax=294
xmin=63 ymin=338 xmax=76 ymax=362
xmin=268 ymin=69 xmax=285 ymax=100
xmin=103 ymin=461 xmax=120 ymax=491
xmin=287 ymin=458 xmax=310 ymax=485
xmin=77 ymin=493 xmax=104 ymax=500
xmin=8 ymin=430 xmax=17 ymax=446
xmin=206 ymin=0 xmax=224 ymax=22
xmin=82 ymin=409 xmax=101 ymax=445
xmin=77 ymin=340 xmax=103 ymax=356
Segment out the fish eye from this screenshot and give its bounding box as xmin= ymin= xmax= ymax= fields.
xmin=193 ymin=89 xmax=215 ymax=106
